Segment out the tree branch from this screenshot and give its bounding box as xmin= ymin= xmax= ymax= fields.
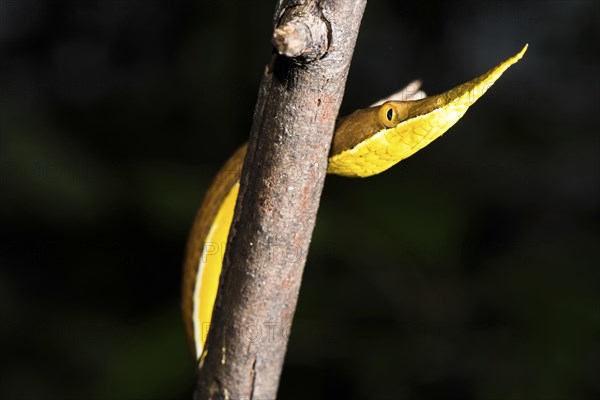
xmin=194 ymin=1 xmax=367 ymax=398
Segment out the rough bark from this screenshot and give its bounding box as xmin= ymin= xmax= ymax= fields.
xmin=194 ymin=1 xmax=367 ymax=398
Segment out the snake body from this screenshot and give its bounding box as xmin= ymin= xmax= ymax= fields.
xmin=182 ymin=45 xmax=527 ymax=362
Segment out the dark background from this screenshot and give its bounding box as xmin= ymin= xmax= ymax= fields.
xmin=1 ymin=1 xmax=598 ymax=399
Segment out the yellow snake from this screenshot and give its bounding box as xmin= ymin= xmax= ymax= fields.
xmin=182 ymin=45 xmax=528 ymax=363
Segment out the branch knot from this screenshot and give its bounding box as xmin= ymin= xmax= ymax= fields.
xmin=272 ymin=2 xmax=330 ymax=62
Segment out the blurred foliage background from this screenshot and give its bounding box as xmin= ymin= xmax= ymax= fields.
xmin=0 ymin=0 xmax=598 ymax=399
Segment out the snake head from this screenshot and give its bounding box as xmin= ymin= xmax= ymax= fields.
xmin=329 ymin=44 xmax=528 ymax=178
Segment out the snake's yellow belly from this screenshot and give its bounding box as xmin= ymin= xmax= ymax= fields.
xmin=192 ymin=182 xmax=239 ymax=360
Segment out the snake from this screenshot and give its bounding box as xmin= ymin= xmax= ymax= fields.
xmin=181 ymin=45 xmax=527 ymax=364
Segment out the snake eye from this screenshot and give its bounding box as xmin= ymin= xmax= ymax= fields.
xmin=386 ymin=108 xmax=394 ymax=121
xmin=380 ymin=103 xmax=397 ymax=127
